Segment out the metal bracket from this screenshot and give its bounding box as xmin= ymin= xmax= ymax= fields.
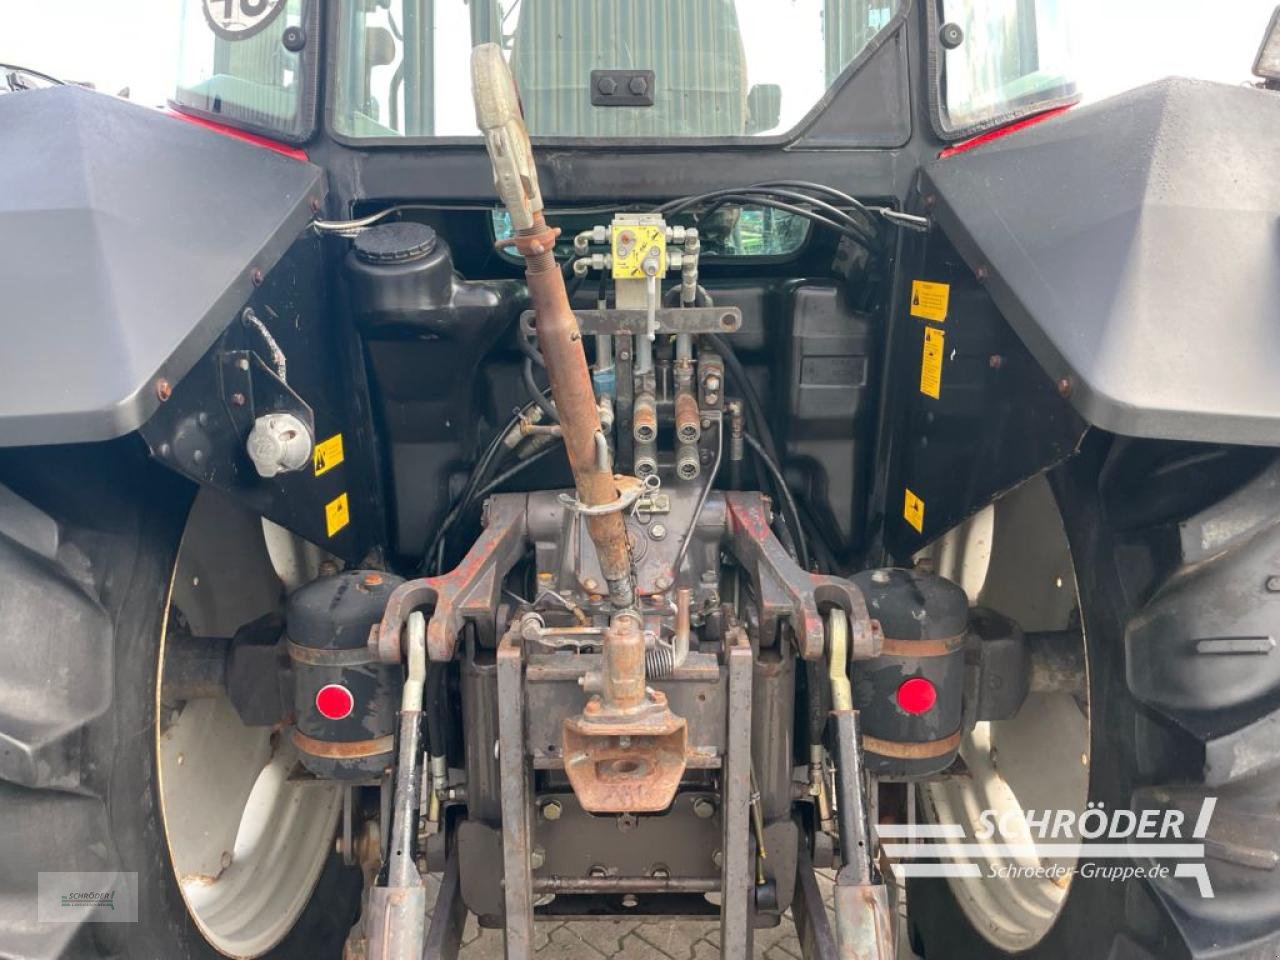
xmin=520 ymin=306 xmax=741 ymax=337
xmin=723 ymin=492 xmax=881 ymax=661
xmin=557 ymin=474 xmax=645 ymax=516
xmin=218 ymin=348 xmax=313 ymax=439
xmin=373 ymin=494 xmax=528 ymax=663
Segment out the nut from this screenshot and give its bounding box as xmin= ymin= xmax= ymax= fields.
xmin=530 ymin=847 xmax=546 ymax=870
xmin=649 ymin=523 xmax=667 ymax=541
xmin=541 ymin=799 xmax=563 ymax=821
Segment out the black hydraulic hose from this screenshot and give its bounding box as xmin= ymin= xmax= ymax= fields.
xmin=743 ymin=432 xmax=810 ymax=571
xmin=805 ymin=660 xmax=830 ymax=746
xmin=424 ymin=664 xmax=447 ymax=757
xmin=472 ymin=440 xmax=564 ymax=501
xmin=523 ymin=356 xmax=559 ymax=422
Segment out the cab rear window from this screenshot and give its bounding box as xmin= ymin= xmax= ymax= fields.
xmin=333 ymin=0 xmax=900 ymax=140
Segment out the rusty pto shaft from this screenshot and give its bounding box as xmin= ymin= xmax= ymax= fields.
xmin=471 ymin=44 xmax=634 ymax=609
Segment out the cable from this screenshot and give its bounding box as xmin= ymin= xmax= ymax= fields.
xmin=473 ymin=441 xmax=564 ymax=500
xmin=523 ymin=357 xmax=559 ymax=422
xmin=743 ymin=432 xmax=810 ymax=571
xmin=671 ymin=418 xmax=723 ymax=585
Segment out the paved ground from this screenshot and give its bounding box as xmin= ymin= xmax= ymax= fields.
xmin=426 ymin=868 xmax=915 ymax=959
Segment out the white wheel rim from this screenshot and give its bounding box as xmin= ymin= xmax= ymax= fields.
xmin=155 ymin=491 xmax=342 ymax=958
xmin=917 ymin=475 xmax=1090 ymax=952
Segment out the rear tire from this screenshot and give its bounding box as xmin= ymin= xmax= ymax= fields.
xmin=910 ymin=436 xmax=1280 ymax=959
xmin=0 ymin=440 xmax=360 ymax=959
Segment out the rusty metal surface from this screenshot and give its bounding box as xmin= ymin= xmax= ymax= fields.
xmin=561 ymin=613 xmax=691 ymax=813
xmin=601 ymin=611 xmax=646 ymax=710
xmin=496 ymin=632 xmax=535 ymax=959
xmin=831 ymin=882 xmax=894 ymax=960
xmin=561 ymin=698 xmax=688 ymax=813
xmin=878 ymin=631 xmax=965 ymax=658
xmin=291 ymin=729 xmax=395 ymax=759
xmin=521 ymin=213 xmax=634 ymax=607
xmin=721 ymin=627 xmax=755 ymax=959
xmin=518 ymin=306 xmax=742 ymax=336
xmin=723 ymin=492 xmax=881 ymax=662
xmin=532 ymin=876 xmax=719 ymax=893
xmin=373 ymin=495 xmax=528 ymax=663
xmin=861 ymin=729 xmax=962 ymax=760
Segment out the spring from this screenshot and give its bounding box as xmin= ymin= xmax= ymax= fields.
xmin=646 ymin=642 xmax=676 ymax=679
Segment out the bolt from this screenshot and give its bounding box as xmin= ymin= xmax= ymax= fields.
xmin=988 ymin=354 xmax=1004 ymax=370
xmin=650 ymin=523 xmax=667 ymax=541
xmin=584 ymin=578 xmax=599 ymax=592
xmin=220 ymin=850 xmax=233 ymax=869
xmin=871 ymin=569 xmax=891 ymax=584
xmin=618 ymin=735 xmax=632 ymax=749
xmin=538 ymin=571 xmax=553 ymax=582
xmin=251 ymin=267 xmax=264 ymax=286
xmin=628 ymin=75 xmax=648 ymax=96
xmin=655 ymin=575 xmax=672 ymax=591
xmin=237 ymin=358 xmax=250 ymax=372
xmin=703 ymin=374 xmax=722 ymax=393
xmin=650 ymin=865 xmax=670 ymax=879
xmin=1057 ymin=377 xmax=1074 ymax=398
xmin=1267 ymin=576 xmax=1280 ymax=593
xmin=542 ymin=799 xmax=563 ymax=821
xmin=621 ymin=894 xmax=639 ymax=909
xmin=191 ymin=449 xmax=204 ymax=464
xmin=596 ymin=76 xmax=618 ymax=96
xmin=588 ymin=865 xmax=609 ymax=878
xmin=585 ymin=698 xmax=602 ymax=714
xmin=693 ymin=796 xmax=716 ymax=819
xmin=619 ymin=350 xmax=630 ymax=361
xmin=702 ymin=417 xmax=712 ymax=429
xmin=155 ymin=378 xmax=172 ymax=402
xmin=712 ymin=850 xmax=724 ymax=868
xmin=531 ymin=847 xmax=546 ymax=870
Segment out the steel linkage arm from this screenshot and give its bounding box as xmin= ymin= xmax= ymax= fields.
xmin=723 ymin=492 xmax=881 ymax=661
xmin=371 ymin=494 xmax=529 ymax=664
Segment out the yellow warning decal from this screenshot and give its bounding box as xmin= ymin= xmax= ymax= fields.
xmin=314 ymin=433 xmax=345 ymax=476
xmin=325 ymin=492 xmax=350 ymax=537
xmin=920 ymin=326 xmax=944 ymax=399
xmin=910 ymin=280 xmax=950 ymax=322
xmin=904 ymin=488 xmax=925 ymax=533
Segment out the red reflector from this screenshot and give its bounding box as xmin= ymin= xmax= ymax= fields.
xmin=896 ymin=677 xmax=936 ymax=715
xmin=315 ymin=684 xmax=355 ymax=721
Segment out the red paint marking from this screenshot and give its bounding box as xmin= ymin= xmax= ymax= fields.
xmin=896 ymin=677 xmax=937 ymax=715
xmin=162 ymin=106 xmax=309 ymax=161
xmin=315 ymin=683 xmax=355 ymax=721
xmin=937 ymin=105 xmax=1072 ymax=159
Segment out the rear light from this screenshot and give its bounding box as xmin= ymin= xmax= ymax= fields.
xmin=896 ymin=677 xmax=937 ymax=715
xmin=315 ymin=683 xmax=355 ymax=721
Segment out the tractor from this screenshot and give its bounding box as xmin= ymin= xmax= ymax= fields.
xmin=2 ymin=1 xmax=1279 ymax=958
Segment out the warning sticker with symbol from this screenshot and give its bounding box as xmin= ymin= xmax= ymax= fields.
xmin=903 ymin=489 xmax=925 ymax=533
xmin=325 ymin=493 xmax=350 ymax=538
xmin=909 ymin=280 xmax=950 ymax=322
xmin=314 ymin=433 xmax=345 ymax=476
xmin=919 ymin=326 xmax=944 ymax=399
